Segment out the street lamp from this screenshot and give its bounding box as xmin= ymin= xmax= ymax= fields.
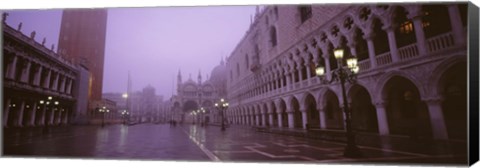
xmin=99 ymin=106 xmax=109 ymax=127
xmin=214 ymin=98 xmax=229 ymax=131
xmin=315 ymin=48 xmax=362 ymax=158
xmin=122 ymin=93 xmax=129 ymax=124
xmin=198 ymin=107 xmax=206 ymax=126
xmin=40 ymin=96 xmax=59 ymax=126
xmin=191 ymin=110 xmax=197 ymax=124
xmin=121 ymin=110 xmax=129 ymax=125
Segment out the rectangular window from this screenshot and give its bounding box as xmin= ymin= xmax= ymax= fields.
xmin=299 ymin=6 xmax=312 ymax=23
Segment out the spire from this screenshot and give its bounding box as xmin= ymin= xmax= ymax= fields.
xmin=198 ymin=69 xmax=202 ymax=84
xmin=177 ymin=69 xmax=182 ymax=84
xmin=220 ymin=56 xmax=225 ymax=65
xmin=127 ymin=71 xmax=132 ymax=95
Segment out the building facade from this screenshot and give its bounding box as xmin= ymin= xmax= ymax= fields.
xmin=57 ymin=9 xmax=108 ymax=101
xmin=170 ymin=60 xmax=227 ymax=124
xmin=2 ymin=15 xmax=90 ymax=127
xmin=225 ymin=4 xmax=467 ymax=141
xmin=126 ymin=85 xmax=167 ymax=122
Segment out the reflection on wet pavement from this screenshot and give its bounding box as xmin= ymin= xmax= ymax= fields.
xmin=3 ymin=124 xmax=467 ymax=165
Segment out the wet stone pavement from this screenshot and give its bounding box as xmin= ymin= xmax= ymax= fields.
xmin=2 ymin=124 xmax=466 ymax=165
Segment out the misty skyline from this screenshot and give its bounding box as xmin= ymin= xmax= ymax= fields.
xmin=5 ymin=5 xmax=257 ymax=97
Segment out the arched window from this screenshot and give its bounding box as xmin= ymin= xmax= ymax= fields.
xmin=298 ymin=5 xmax=312 ymax=23
xmin=354 ymin=28 xmax=369 ymax=61
xmin=394 ymin=7 xmax=417 ymax=48
xmin=372 ymin=19 xmax=390 ymax=55
xmin=422 ymin=5 xmax=452 ymax=38
xmin=270 ymin=26 xmax=277 ymax=47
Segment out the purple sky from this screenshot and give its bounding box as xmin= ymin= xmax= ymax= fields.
xmin=5 ymin=6 xmax=257 ymax=98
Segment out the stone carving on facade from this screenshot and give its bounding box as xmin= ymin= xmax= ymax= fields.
xmin=17 ymin=22 xmax=22 ymax=31
xmin=30 ymin=31 xmax=36 ymax=39
xmin=2 ymin=12 xmax=8 ymax=23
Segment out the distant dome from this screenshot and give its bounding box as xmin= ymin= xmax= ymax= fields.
xmin=210 ymin=64 xmax=227 ymax=84
xmin=209 ymin=61 xmax=227 ymax=96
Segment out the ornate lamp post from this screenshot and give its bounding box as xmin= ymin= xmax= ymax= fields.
xmin=99 ymin=106 xmax=109 ymax=127
xmin=121 ymin=110 xmax=129 ymax=125
xmin=198 ymin=107 xmax=206 ymax=127
xmin=191 ymin=110 xmax=197 ymax=124
xmin=315 ymin=48 xmax=362 ymax=158
xmin=214 ymin=98 xmax=229 ymax=131
xmin=122 ymin=93 xmax=129 ymax=125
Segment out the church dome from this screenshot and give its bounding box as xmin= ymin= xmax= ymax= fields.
xmin=209 ymin=58 xmax=227 ymax=96
xmin=210 ymin=59 xmax=227 ymax=86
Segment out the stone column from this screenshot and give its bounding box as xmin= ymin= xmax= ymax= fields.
xmin=448 ymin=4 xmax=466 ymax=46
xmin=51 ymin=72 xmax=59 ymax=90
xmin=285 ymin=72 xmax=291 ymax=87
xmin=425 ymin=99 xmax=449 ymax=140
xmin=28 ymin=102 xmax=37 ymax=127
xmin=3 ymin=98 xmax=11 ymax=127
xmin=304 ymin=61 xmax=312 ymax=80
xmin=318 ymin=107 xmax=327 ymax=129
xmin=374 ymin=102 xmax=390 ymax=135
xmin=279 ymin=74 xmax=285 ymax=88
xmin=364 ymin=33 xmax=377 ymax=68
xmin=7 ymin=56 xmax=18 ymax=79
xmin=273 ymin=74 xmax=279 ymax=90
xmin=277 ymin=112 xmax=283 ymax=127
xmin=411 ymin=16 xmax=428 ymax=56
xmin=323 ymin=55 xmax=332 ymax=80
xmin=60 ymin=75 xmax=66 ymax=93
xmin=67 ymin=78 xmax=73 ymax=94
xmin=43 ymin=69 xmax=51 ymax=88
xmin=348 ymin=42 xmax=358 ymax=56
xmin=48 ymin=108 xmax=55 ymax=125
xmin=55 ymin=109 xmax=62 ymax=125
xmin=62 ymin=109 xmax=69 ymax=125
xmin=261 ymin=113 xmax=267 ymax=126
xmin=301 ymin=110 xmax=308 ymax=129
xmin=384 ymin=27 xmax=400 ymax=62
xmin=268 ymin=113 xmax=274 ymax=127
xmin=255 ymin=114 xmax=260 ymax=126
xmin=297 ymin=64 xmax=303 ymax=82
xmin=14 ymin=100 xmax=25 ymax=127
xmin=287 ymin=111 xmax=294 ymax=128
xmin=37 ymin=104 xmax=46 ymax=126
xmin=34 ymin=66 xmax=43 ymax=86
xmin=251 ymin=115 xmax=256 ymax=126
xmin=20 ymin=61 xmax=31 ymax=83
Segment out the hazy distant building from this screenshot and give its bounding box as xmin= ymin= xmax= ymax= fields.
xmin=57 ymin=9 xmax=108 ymax=101
xmin=114 ymin=85 xmax=167 ymax=122
xmin=170 ymin=59 xmax=227 ymax=124
xmin=2 ymin=15 xmax=90 ymax=127
xmin=226 ymin=4 xmax=467 ymax=142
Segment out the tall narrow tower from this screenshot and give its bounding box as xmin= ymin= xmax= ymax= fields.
xmin=177 ymin=69 xmax=182 ymax=94
xmin=198 ymin=70 xmax=202 ymax=85
xmin=57 ymin=9 xmax=108 ymax=101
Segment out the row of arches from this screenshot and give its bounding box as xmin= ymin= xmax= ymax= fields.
xmin=227 ymin=59 xmax=466 ymax=140
xmin=229 ymin=4 xmax=466 ymax=103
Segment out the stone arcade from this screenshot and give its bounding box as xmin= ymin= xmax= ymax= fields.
xmin=225 ymin=4 xmax=467 ymax=141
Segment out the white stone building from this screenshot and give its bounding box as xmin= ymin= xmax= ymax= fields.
xmin=225 ymin=4 xmax=467 ymax=141
xmin=3 ymin=15 xmax=90 ymax=127
xmin=170 ymin=60 xmax=227 ymax=124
